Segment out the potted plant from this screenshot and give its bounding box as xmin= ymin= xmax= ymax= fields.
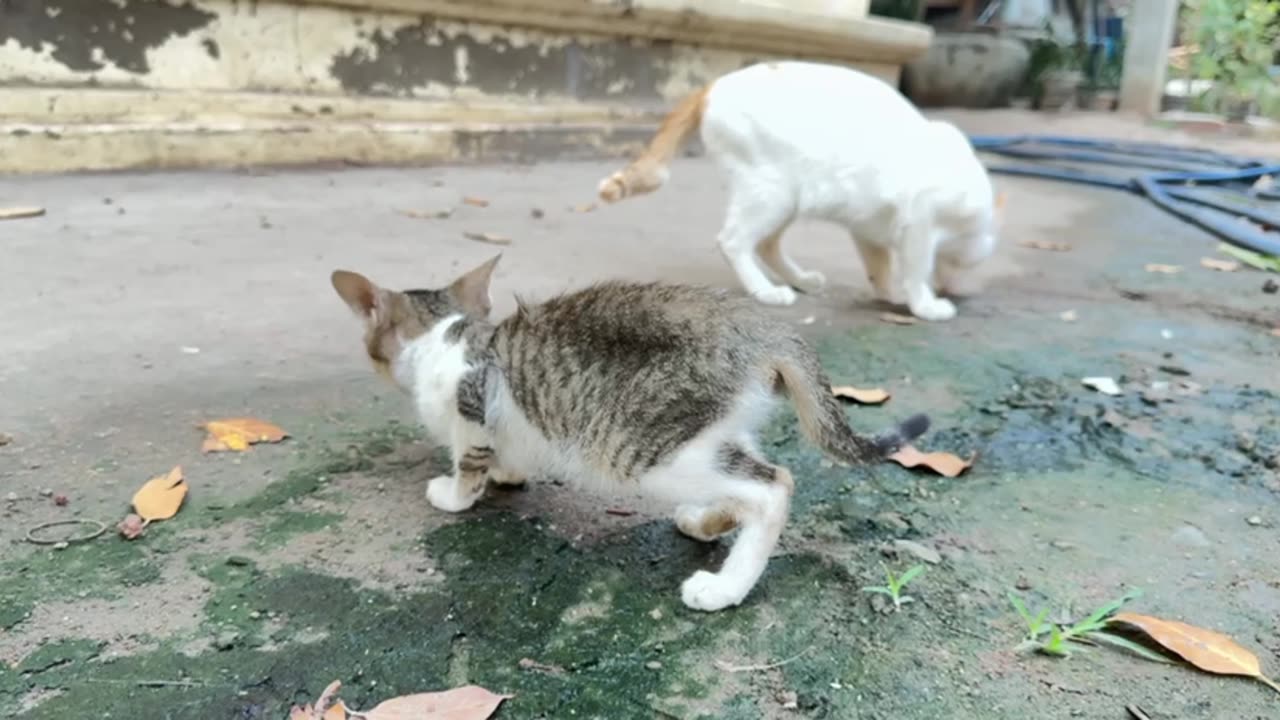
xmin=1029 ymin=23 xmax=1087 ymax=111
xmin=1185 ymin=0 xmax=1279 ymax=123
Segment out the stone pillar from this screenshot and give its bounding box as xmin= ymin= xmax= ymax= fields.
xmin=1118 ymin=0 xmax=1179 ymax=116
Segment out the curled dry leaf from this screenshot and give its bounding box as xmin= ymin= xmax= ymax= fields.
xmin=131 ymin=466 xmax=188 ymax=523
xmin=1144 ymin=263 xmax=1182 ymax=274
xmin=1200 ymin=257 xmax=1240 ymax=272
xmin=831 ymin=385 xmax=891 ymax=405
xmin=349 ymin=685 xmax=511 ymax=720
xmin=462 ymin=196 xmax=490 ymax=208
xmin=462 ymin=231 xmax=513 ymax=246
xmin=0 ymin=206 xmax=45 ymax=220
xmin=879 ymin=312 xmax=918 ymax=326
xmin=1108 ymin=612 xmax=1280 ymax=694
xmin=1018 ymin=240 xmax=1073 ymax=252
xmin=888 ymin=445 xmax=975 ymax=478
xmin=201 ymin=417 xmax=289 ymax=453
xmin=117 ymin=513 xmax=146 ymax=540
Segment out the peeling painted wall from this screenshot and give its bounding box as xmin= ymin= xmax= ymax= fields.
xmin=0 ymin=0 xmax=775 ymax=103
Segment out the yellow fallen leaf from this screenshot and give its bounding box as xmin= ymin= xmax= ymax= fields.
xmin=1018 ymin=240 xmax=1073 ymax=252
xmin=888 ymin=445 xmax=975 ymax=478
xmin=131 ymin=466 xmax=188 ymax=524
xmin=1200 ymin=257 xmax=1240 ymax=272
xmin=1109 ymin=612 xmax=1280 ymax=694
xmin=0 ymin=206 xmax=45 ymax=220
xmin=352 ymin=685 xmax=511 ymax=720
xmin=831 ymin=385 xmax=890 ymax=405
xmin=879 ymin=312 xmax=918 ymax=326
xmin=201 ymin=418 xmax=289 ymax=453
xmin=290 ymin=680 xmax=345 ymax=720
xmin=1145 ymin=263 xmax=1182 ymax=274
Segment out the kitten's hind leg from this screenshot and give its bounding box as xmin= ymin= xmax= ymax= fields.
xmin=718 ymin=189 xmax=797 ymax=306
xmin=678 ymin=450 xmax=793 ymax=611
xmin=675 ymin=503 xmax=739 ymax=542
xmin=758 ymin=231 xmax=825 ymax=294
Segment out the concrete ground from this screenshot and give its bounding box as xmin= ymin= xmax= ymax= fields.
xmin=1 ymin=112 xmax=1279 ymax=719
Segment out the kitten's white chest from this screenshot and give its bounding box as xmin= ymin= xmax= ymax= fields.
xmin=395 ymin=317 xmax=470 ymax=442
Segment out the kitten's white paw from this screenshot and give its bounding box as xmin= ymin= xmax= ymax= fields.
xmin=426 ymin=475 xmax=481 ymax=513
xmin=750 ymin=285 xmax=797 ymax=306
xmin=681 ymin=570 xmax=746 ymax=612
xmin=911 ymin=298 xmax=957 ymax=322
xmin=792 ymin=270 xmax=826 ymax=294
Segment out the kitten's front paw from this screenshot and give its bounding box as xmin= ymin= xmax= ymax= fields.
xmin=681 ymin=570 xmax=746 ymax=612
xmin=426 ymin=475 xmax=481 ymax=513
xmin=792 ymin=270 xmax=826 ymax=294
xmin=910 ymin=298 xmax=957 ymax=322
xmin=750 ymin=285 xmax=797 ymax=306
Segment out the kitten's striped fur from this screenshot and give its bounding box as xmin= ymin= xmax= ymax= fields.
xmin=332 ymin=257 xmax=929 ymax=611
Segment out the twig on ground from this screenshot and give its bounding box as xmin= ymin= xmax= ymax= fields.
xmin=1126 ymin=705 xmax=1153 ymax=720
xmin=713 ymin=647 xmax=811 ymax=673
xmin=25 ymin=519 xmax=107 ymax=546
xmin=86 ymin=678 xmax=210 ymax=688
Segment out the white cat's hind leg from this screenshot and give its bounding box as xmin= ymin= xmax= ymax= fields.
xmin=717 ymin=186 xmax=797 ymax=306
xmin=853 ymin=236 xmax=901 ymax=303
xmin=758 ymin=232 xmax=825 ymax=294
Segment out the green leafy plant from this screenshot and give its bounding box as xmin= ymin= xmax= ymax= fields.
xmin=1184 ymin=0 xmax=1280 ymax=118
xmin=863 ymin=563 xmax=924 ymax=611
xmin=1008 ymin=589 xmax=1170 ymax=662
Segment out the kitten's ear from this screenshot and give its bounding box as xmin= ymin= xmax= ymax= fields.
xmin=449 ymin=254 xmax=501 ymax=317
xmin=331 ymin=270 xmax=383 ymax=319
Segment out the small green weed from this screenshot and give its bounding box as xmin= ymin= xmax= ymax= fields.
xmin=862 ymin=563 xmax=925 ymax=611
xmin=1009 ymin=589 xmax=1170 ymax=662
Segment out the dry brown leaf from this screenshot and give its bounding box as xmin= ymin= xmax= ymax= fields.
xmin=291 ymin=680 xmax=345 ymax=720
xmin=0 ymin=206 xmax=45 ymax=220
xmin=131 ymin=466 xmax=187 ymax=524
xmin=1200 ymin=257 xmax=1240 ymax=272
xmin=879 ymin=312 xmax=918 ymax=326
xmin=350 ymin=685 xmax=511 ymax=719
xmin=462 ymin=196 xmax=490 ymax=208
xmin=399 ymin=208 xmax=452 ymax=220
xmin=1145 ymin=263 xmax=1183 ymax=274
xmin=888 ymin=445 xmax=975 ymax=478
xmin=831 ymin=385 xmax=891 ymax=405
xmin=201 ymin=418 xmax=289 ymax=453
xmin=462 ymin=231 xmax=512 ymax=246
xmin=1109 ymin=612 xmax=1280 ymax=694
xmin=1019 ymin=240 xmax=1073 ymax=252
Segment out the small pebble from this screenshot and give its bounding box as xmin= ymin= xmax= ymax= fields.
xmin=249 ymin=611 xmax=262 ymax=620
xmin=645 ymin=660 xmax=662 ymax=670
xmin=5 ymin=492 xmax=17 ymax=502
xmin=1015 ymin=577 xmax=1033 ymax=591
xmin=39 ymin=488 xmax=53 ymax=498
xmin=1263 ymin=279 xmax=1278 ymax=295
xmin=1247 ymin=515 xmax=1263 ymax=527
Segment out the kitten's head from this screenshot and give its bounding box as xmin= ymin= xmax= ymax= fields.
xmin=330 ymin=255 xmax=501 ymax=382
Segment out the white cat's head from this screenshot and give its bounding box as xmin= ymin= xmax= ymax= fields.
xmin=935 ymin=190 xmax=1004 ymax=293
xmin=330 ymin=255 xmax=500 ymax=383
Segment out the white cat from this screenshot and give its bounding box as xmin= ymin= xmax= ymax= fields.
xmin=598 ymin=61 xmax=1001 ymax=321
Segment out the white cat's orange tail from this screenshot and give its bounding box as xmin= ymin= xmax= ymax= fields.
xmin=598 ymin=86 xmax=709 ymax=203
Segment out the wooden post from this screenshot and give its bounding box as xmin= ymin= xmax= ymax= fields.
xmin=1118 ymin=0 xmax=1179 ymax=116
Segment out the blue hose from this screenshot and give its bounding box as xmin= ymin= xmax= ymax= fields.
xmin=969 ymin=135 xmax=1280 ymax=256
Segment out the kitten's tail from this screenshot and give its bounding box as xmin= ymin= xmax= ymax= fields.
xmin=597 ymin=86 xmax=710 ymax=203
xmin=775 ymin=352 xmax=930 ymax=465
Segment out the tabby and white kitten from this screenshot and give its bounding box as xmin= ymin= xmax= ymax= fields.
xmin=331 ymin=256 xmax=929 ymax=611
xmin=598 ymin=61 xmax=1001 ymax=321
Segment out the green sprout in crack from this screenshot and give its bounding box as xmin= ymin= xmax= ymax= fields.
xmin=862 ymin=563 xmax=925 ymax=611
xmin=1008 ymin=588 xmax=1170 ymax=662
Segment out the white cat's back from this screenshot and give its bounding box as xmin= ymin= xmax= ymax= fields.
xmin=700 ymin=62 xmax=930 ymax=217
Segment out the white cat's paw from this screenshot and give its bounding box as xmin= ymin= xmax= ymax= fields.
xmin=750 ymin=285 xmax=797 ymax=306
xmin=792 ymin=271 xmax=826 ymax=294
xmin=910 ymin=298 xmax=957 ymax=322
xmin=681 ymin=570 xmax=746 ymax=612
xmin=426 ymin=475 xmax=480 ymax=513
